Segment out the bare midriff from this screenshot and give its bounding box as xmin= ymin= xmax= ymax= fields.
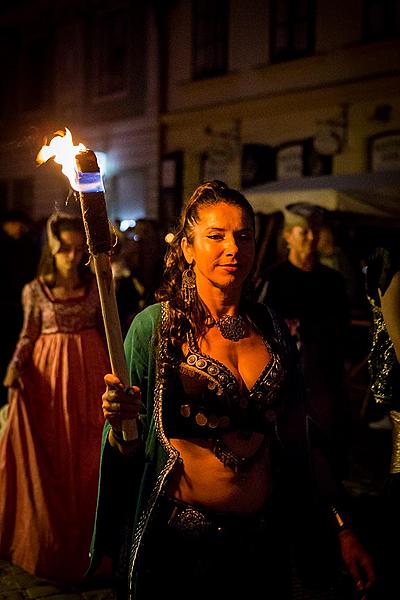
xmin=166 ymin=431 xmax=273 ymax=513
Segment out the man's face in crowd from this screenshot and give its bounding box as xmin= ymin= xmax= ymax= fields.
xmin=2 ymin=220 xmax=27 ymax=240
xmin=284 ymin=223 xmax=321 ymax=260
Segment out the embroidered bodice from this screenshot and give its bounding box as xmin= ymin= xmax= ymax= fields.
xmin=164 ymin=329 xmax=285 ymax=438
xmin=10 ymin=277 xmax=103 ymax=371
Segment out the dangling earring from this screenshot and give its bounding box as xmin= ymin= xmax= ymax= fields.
xmin=181 ymin=265 xmax=197 ymax=308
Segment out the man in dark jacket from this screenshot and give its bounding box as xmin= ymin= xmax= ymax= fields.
xmin=257 ymin=202 xmax=351 ymax=477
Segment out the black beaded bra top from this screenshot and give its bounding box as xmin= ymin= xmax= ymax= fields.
xmin=164 ymin=329 xmax=285 ymax=438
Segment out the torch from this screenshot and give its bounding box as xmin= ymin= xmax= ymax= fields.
xmin=37 ymin=128 xmax=137 ymax=441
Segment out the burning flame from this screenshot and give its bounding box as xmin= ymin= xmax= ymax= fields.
xmin=36 ymin=128 xmax=87 ymax=191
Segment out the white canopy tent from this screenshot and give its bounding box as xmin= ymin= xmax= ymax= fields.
xmin=244 ymin=171 xmax=400 ymax=218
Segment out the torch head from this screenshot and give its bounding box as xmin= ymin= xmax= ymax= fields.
xmin=75 ymin=150 xmax=111 ymax=255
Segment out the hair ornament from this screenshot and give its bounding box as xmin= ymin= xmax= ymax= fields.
xmin=165 ymin=232 xmax=175 ymax=244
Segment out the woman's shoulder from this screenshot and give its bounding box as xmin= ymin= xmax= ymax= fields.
xmin=18 ymin=278 xmax=48 ymax=310
xmin=126 ymin=302 xmax=162 ymax=338
xmin=134 ymin=302 xmax=162 ymax=324
xmin=22 ymin=277 xmax=42 ymax=297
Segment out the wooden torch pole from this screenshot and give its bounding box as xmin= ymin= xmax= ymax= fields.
xmin=75 ymin=150 xmax=137 ymax=441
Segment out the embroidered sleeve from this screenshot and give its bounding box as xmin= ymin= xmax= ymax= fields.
xmin=9 ymin=282 xmax=42 ymax=371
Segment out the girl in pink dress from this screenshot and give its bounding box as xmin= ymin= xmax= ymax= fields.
xmin=0 ymin=212 xmax=110 ymax=583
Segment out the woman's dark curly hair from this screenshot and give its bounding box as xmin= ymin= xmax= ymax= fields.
xmin=155 ymin=180 xmax=255 ymax=350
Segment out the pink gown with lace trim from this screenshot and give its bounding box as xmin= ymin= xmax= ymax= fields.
xmin=0 ymin=276 xmax=110 ymax=582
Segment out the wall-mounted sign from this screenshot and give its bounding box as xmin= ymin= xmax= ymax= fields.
xmin=201 ymin=149 xmax=230 ymax=183
xmin=276 ymin=142 xmax=304 ymax=180
xmin=368 ymin=131 xmax=400 ymax=172
xmin=276 ymin=138 xmax=332 ymax=180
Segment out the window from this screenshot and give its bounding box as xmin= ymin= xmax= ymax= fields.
xmin=363 ymin=0 xmax=400 ymax=41
xmin=192 ymin=0 xmax=229 ymax=79
xmin=0 ymin=178 xmax=33 ymax=212
xmin=241 ymin=144 xmax=275 ymax=188
xmin=0 ymin=180 xmax=8 ymax=210
xmin=87 ymin=3 xmax=146 ymax=118
xmin=0 ymin=30 xmax=11 ymax=118
xmin=95 ymin=8 xmax=130 ymax=98
xmin=270 ymin=0 xmax=316 ymax=63
xmin=12 ymin=177 xmax=33 ymax=213
xmin=21 ymin=36 xmax=52 ymax=112
xmin=109 ymin=169 xmax=146 ymax=222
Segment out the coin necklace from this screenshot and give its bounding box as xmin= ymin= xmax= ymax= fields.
xmin=210 ymin=314 xmax=246 ymax=342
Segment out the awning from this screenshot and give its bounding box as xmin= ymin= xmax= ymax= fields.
xmin=243 ymin=170 xmax=400 ymax=218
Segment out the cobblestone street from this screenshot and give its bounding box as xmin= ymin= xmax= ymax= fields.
xmin=0 ymin=560 xmax=115 ymax=600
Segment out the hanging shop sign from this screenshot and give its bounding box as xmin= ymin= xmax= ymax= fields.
xmin=276 ymin=142 xmax=304 ymax=180
xmin=368 ymin=131 xmax=400 ymax=172
xmin=276 ymin=138 xmax=332 ymax=180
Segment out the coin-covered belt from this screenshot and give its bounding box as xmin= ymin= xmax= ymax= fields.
xmin=156 ymin=493 xmax=269 ymax=539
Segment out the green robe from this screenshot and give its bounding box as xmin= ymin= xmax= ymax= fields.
xmin=89 ymin=301 xmax=345 ymax=597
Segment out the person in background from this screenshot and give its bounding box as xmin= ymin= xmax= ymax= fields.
xmin=0 ymin=210 xmax=39 ymax=408
xmin=0 ymin=211 xmax=110 ymax=583
xmin=317 ymin=222 xmax=366 ymax=312
xmin=89 ymin=181 xmax=374 ymax=600
xmin=114 ymin=219 xmax=163 ymax=336
xmin=256 ymin=202 xmax=351 ymax=478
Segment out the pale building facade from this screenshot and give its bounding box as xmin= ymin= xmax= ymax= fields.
xmin=160 ymin=0 xmax=400 ymax=221
xmin=1 ymin=1 xmax=399 ymax=227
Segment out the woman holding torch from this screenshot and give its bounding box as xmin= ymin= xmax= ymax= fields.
xmin=0 ymin=211 xmax=110 ymax=583
xmin=91 ymin=181 xmax=375 ymax=599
